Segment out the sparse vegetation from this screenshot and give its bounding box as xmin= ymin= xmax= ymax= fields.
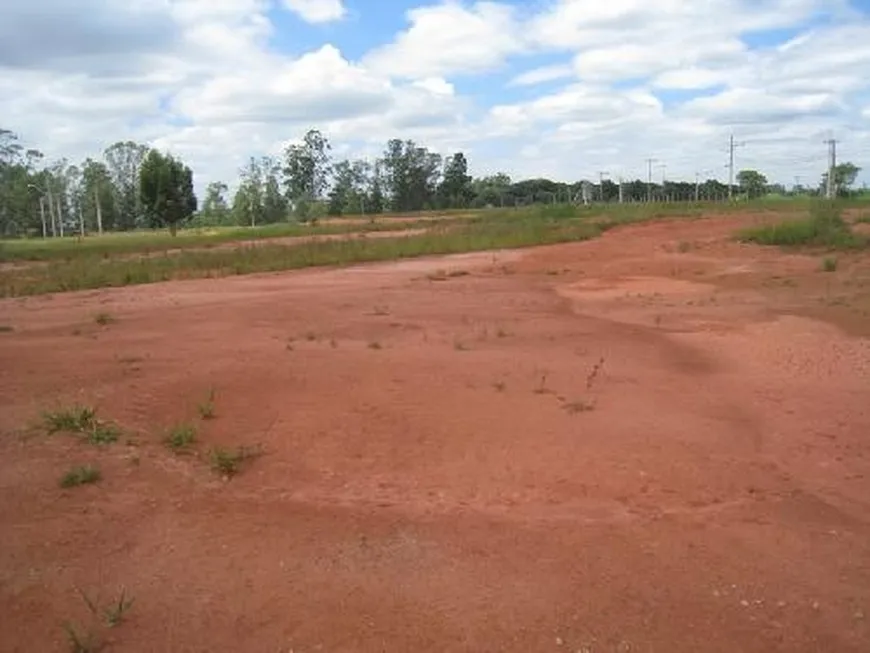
xmin=93 ymin=312 xmax=114 ymax=326
xmin=198 ymin=388 xmax=216 ymax=420
xmin=104 ymin=588 xmax=134 ymax=628
xmin=209 ymin=445 xmax=261 ymax=478
xmin=739 ymin=203 xmax=866 ymax=249
xmin=822 ymin=257 xmax=838 ymax=272
xmin=165 ymin=423 xmax=197 ymax=452
xmin=42 ymin=405 xmax=121 ymax=445
xmin=63 ymin=586 xmax=133 ymax=653
xmin=60 ymin=465 xmax=101 ymax=488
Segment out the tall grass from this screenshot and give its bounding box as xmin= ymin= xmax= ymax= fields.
xmin=738 ymin=202 xmax=867 ymax=249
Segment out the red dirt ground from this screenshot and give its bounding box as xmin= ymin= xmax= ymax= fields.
xmin=1 ymin=212 xmax=870 ymax=652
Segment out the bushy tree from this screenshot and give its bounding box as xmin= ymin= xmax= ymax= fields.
xmin=139 ymin=150 xmax=197 ymax=236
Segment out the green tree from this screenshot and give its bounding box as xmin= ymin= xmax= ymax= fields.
xmin=139 ymin=150 xmax=197 ymax=236
xmin=104 ymin=141 xmax=150 ymax=230
xmin=439 ymin=152 xmax=472 ymax=208
xmin=199 ymin=181 xmax=231 ymax=225
xmin=736 ymin=169 xmax=768 ymax=199
xmin=821 ymin=162 xmax=861 ymax=197
xmin=283 ymin=129 xmax=331 ymax=220
xmin=80 ymin=158 xmax=117 ymax=233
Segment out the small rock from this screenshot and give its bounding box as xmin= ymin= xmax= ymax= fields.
xmin=556 ymin=637 xmax=564 ymax=646
xmin=740 ymin=600 xmax=749 ymax=607
xmin=777 ymin=601 xmax=787 ymax=608
xmin=853 ymin=609 xmax=865 ymax=621
xmin=812 ymin=601 xmax=820 ymax=611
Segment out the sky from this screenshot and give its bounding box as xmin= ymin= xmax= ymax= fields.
xmin=2 ymin=0 xmax=870 ymax=192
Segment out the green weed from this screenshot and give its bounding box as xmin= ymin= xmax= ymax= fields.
xmin=104 ymin=588 xmax=134 ymax=628
xmin=93 ymin=312 xmax=114 ymax=326
xmin=42 ymin=405 xmax=121 ymax=445
xmin=209 ymin=445 xmax=261 ymax=478
xmin=198 ymin=388 xmax=216 ymax=420
xmin=60 ymin=465 xmax=101 ymax=488
xmin=822 ymin=257 xmax=838 ymax=272
xmin=164 ymin=423 xmax=197 ymax=452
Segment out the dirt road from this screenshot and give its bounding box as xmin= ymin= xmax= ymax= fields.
xmin=1 ymin=212 xmax=869 ymax=652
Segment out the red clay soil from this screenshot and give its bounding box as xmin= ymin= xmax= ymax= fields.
xmin=1 ymin=212 xmax=870 ymax=652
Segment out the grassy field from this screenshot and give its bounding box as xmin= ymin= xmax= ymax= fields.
xmin=1 ymin=198 xmax=867 ymax=298
xmin=738 ymin=202 xmax=869 ymax=249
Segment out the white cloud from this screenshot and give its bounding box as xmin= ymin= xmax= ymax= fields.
xmin=363 ymin=1 xmax=524 ymax=79
xmin=1 ymin=0 xmax=869 ymax=196
xmin=281 ymin=0 xmax=345 ymax=24
xmin=509 ymin=64 xmax=574 ymax=87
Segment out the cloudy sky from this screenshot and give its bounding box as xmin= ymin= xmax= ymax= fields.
xmin=2 ymin=0 xmax=870 ymax=191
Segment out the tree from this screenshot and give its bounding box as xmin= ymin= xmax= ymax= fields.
xmin=200 ymin=181 xmax=231 ymax=225
xmin=261 ymin=156 xmax=287 ymax=223
xmin=104 ymin=141 xmax=149 ymax=230
xmin=139 ymin=150 xmax=197 ymax=236
xmin=736 ymin=169 xmax=767 ymax=199
xmin=283 ymin=129 xmax=331 ymax=220
xmin=821 ymin=162 xmax=861 ymax=197
xmin=80 ymin=158 xmax=117 ymax=233
xmin=439 ymin=153 xmax=473 ymax=208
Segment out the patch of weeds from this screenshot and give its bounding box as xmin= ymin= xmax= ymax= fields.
xmin=60 ymin=465 xmax=101 ymax=488
xmin=93 ymin=312 xmax=114 ymax=326
xmin=164 ymin=423 xmax=197 ymax=453
xmin=738 ymin=203 xmax=866 ymax=249
xmin=368 ymin=340 xmax=383 ymax=350
xmin=63 ymin=586 xmax=134 ymax=653
xmin=209 ymin=444 xmax=262 ymax=478
xmin=563 ymin=399 xmax=596 ymax=415
xmin=822 ymin=256 xmax=838 ymax=272
xmin=0 ymin=325 xmax=13 ymax=333
xmin=855 ymin=213 xmax=870 ymax=224
xmin=198 ymin=388 xmax=216 ymax=420
xmin=44 ymin=405 xmax=96 ymax=433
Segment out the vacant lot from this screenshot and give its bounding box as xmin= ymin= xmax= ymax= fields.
xmin=1 ymin=209 xmax=869 ymax=652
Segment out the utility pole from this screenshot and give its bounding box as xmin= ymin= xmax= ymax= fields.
xmin=727 ymin=134 xmax=746 ymax=201
xmin=78 ymin=203 xmax=85 ymax=238
xmin=695 ymin=172 xmax=701 ymax=202
xmin=618 ymin=177 xmax=624 ymax=204
xmin=824 ymin=137 xmax=838 ymax=199
xmin=56 ymin=194 xmax=64 ymax=238
xmin=646 ymin=158 xmax=657 ymax=203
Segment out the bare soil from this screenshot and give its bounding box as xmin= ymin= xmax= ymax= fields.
xmin=1 ymin=212 xmax=869 ymax=652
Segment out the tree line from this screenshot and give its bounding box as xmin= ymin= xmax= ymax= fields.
xmin=0 ymin=126 xmax=865 ymax=238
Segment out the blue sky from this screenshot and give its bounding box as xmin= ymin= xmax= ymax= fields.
xmin=2 ymin=0 xmax=870 ymax=189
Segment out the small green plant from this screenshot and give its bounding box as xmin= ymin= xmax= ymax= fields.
xmin=63 ymin=621 xmax=99 ymax=653
xmin=42 ymin=405 xmax=120 ymax=445
xmin=164 ymin=423 xmax=197 ymax=452
xmin=93 ymin=312 xmax=114 ymax=326
xmin=368 ymin=340 xmax=382 ymax=350
xmin=198 ymin=388 xmax=216 ymax=420
xmin=822 ymin=256 xmax=838 ymax=272
xmin=738 ymin=203 xmax=865 ymax=249
xmin=104 ymin=588 xmax=134 ymax=627
xmin=209 ymin=445 xmax=261 ymax=478
xmin=60 ymin=465 xmax=101 ymax=488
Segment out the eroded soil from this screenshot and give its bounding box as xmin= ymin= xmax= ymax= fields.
xmin=1 ymin=212 xmax=869 ymax=652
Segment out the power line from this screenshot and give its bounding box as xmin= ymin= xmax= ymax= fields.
xmin=727 ymin=134 xmax=746 ymax=201
xmin=645 ymin=158 xmax=657 ymax=202
xmin=824 ymin=137 xmax=838 ymax=199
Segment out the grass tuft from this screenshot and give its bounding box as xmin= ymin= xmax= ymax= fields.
xmin=93 ymin=312 xmax=114 ymax=326
xmin=60 ymin=465 xmax=101 ymax=488
xmin=198 ymin=388 xmax=216 ymax=420
xmin=164 ymin=423 xmax=197 ymax=452
xmin=209 ymin=445 xmax=261 ymax=478
xmin=822 ymin=256 xmax=838 ymax=272
xmin=42 ymin=405 xmax=120 ymax=445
